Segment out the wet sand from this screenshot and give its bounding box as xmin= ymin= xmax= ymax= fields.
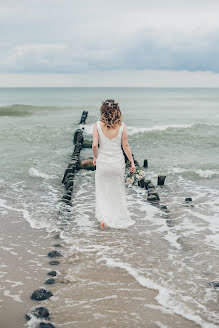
xmin=0 ymin=208 xmax=56 ymax=328
xmin=1 ymin=207 xmax=203 ymax=328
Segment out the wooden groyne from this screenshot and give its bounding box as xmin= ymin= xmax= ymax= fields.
xmin=63 ymin=112 xmax=168 ymax=212
xmin=25 ymin=111 xmax=89 ymax=327
xmin=60 ymin=112 xmax=89 ymax=208
xmin=60 ymin=111 xmax=168 ymax=209
xmin=79 ymin=110 xmax=88 ymax=124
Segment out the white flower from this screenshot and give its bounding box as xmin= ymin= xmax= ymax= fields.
xmin=126 ymin=176 xmax=135 ymax=184
xmin=135 ymin=169 xmax=145 ymax=181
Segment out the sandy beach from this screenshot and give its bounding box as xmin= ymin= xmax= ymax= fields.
xmin=0 ymin=206 xmax=57 ymax=328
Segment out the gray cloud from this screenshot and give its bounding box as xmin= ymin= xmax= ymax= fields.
xmin=0 ymin=0 xmax=219 ymax=73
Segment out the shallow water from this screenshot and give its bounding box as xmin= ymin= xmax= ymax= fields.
xmin=0 ymin=87 xmax=218 ymax=327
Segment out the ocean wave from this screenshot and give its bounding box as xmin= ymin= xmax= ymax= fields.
xmin=0 ymin=104 xmax=64 ymax=117
xmin=28 ymin=167 xmax=57 ymax=180
xmin=127 ymin=123 xmax=194 ymax=135
xmin=80 ymin=122 xmax=219 ymax=137
xmin=170 ymin=167 xmax=219 ymax=179
xmin=195 ymin=169 xmax=219 ymax=179
xmin=79 ymin=123 xmax=195 ymax=136
xmin=0 ymin=104 xmax=32 ymax=117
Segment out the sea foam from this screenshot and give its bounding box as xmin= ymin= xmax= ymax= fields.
xmin=97 ymin=256 xmax=218 ymax=328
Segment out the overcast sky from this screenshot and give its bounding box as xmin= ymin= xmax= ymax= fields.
xmin=1 ymin=0 xmax=219 ymax=86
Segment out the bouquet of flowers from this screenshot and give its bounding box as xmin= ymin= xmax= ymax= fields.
xmin=135 ymin=167 xmax=145 ymax=181
xmin=126 ymin=172 xmax=135 ymax=185
xmin=126 ymin=166 xmax=145 ymax=185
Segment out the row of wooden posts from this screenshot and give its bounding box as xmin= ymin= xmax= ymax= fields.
xmin=60 ymin=111 xmax=166 ymax=208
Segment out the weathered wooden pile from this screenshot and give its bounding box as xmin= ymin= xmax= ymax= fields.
xmin=60 ymin=113 xmax=89 ymax=208
xmin=79 ymin=110 xmax=88 ymax=124
xmin=25 ymin=112 xmax=90 ymax=327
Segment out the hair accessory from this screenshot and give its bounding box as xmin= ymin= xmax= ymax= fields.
xmin=102 ymin=99 xmax=119 ymax=109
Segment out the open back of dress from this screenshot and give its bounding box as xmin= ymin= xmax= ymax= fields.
xmin=95 ymin=120 xmax=136 ymax=229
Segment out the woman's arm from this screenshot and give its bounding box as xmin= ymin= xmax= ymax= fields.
xmin=92 ymin=123 xmax=99 ymax=165
xmin=121 ymin=124 xmax=136 ymax=173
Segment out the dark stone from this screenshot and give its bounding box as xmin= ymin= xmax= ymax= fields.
xmin=49 ymin=260 xmax=60 ymax=265
xmin=44 ymin=278 xmax=55 ymax=285
xmin=176 ymin=237 xmax=184 ymax=244
xmin=144 ymin=180 xmax=151 ymax=190
xmin=31 ymin=289 xmax=53 ymax=301
xmin=148 ymin=190 xmax=160 ymax=200
xmin=38 ymin=323 xmax=55 ymax=328
xmin=160 ymin=204 xmax=169 ymax=212
xmin=53 ymin=243 xmax=62 ymax=248
xmin=147 ymin=195 xmax=158 ymax=202
xmin=208 ymin=281 xmax=219 ymax=289
xmin=32 ymin=307 xmax=50 ymax=319
xmin=25 ymin=307 xmax=50 ymax=321
xmin=143 ymin=159 xmax=148 ymax=168
xmin=148 ymin=183 xmax=155 ymax=189
xmin=54 ymin=234 xmax=60 ymax=239
xmin=47 ymin=271 xmax=57 ymax=277
xmin=25 ymin=314 xmax=31 ymax=321
xmin=185 ymin=197 xmax=192 ymax=202
xmin=79 ymin=159 xmax=95 ymax=171
xmin=48 ymin=250 xmax=62 ymax=258
xmin=157 ymin=174 xmax=166 ymax=186
xmin=166 ymin=219 xmax=175 ymax=227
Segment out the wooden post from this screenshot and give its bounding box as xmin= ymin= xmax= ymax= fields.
xmin=157 ymin=174 xmax=166 ymax=186
xmin=143 ymin=159 xmax=148 ymax=168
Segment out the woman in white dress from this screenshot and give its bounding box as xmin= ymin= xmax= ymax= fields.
xmin=92 ymin=99 xmax=136 ymax=229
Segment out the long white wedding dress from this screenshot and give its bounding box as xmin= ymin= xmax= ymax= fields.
xmin=95 ymin=120 xmax=136 ymax=229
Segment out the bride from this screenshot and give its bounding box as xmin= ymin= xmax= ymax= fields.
xmin=92 ymin=99 xmax=136 ymax=230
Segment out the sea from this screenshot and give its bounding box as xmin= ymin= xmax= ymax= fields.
xmin=0 ymin=87 xmax=218 ymax=328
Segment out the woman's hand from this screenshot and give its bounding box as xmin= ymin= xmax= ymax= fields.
xmin=129 ymin=162 xmax=136 ymax=173
xmin=93 ymin=157 xmax=97 ymax=166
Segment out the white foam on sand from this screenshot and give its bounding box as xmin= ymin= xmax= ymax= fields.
xmin=3 ymin=290 xmax=22 ymax=303
xmin=97 ymin=256 xmax=218 ymax=328
xmin=0 ymin=198 xmax=49 ymax=230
